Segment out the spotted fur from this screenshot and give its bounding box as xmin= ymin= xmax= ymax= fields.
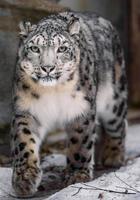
xmin=11 ymin=11 xmax=127 ymax=196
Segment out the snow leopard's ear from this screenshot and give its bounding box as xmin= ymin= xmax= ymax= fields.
xmin=68 ymin=16 xmax=80 ymax=35
xmin=19 ymin=21 xmax=37 ymax=40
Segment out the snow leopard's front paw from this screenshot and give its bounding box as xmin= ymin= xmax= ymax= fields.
xmin=64 ymin=169 xmax=92 ymax=186
xmin=102 ymin=152 xmax=125 ymax=168
xmin=102 ymin=136 xmax=125 ymax=168
xmin=12 ymin=164 xmax=42 ymax=197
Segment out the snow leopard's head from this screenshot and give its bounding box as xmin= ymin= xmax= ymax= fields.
xmin=18 ymin=13 xmax=80 ymax=86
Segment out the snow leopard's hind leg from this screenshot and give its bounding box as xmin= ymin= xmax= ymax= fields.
xmin=96 ymin=34 xmax=127 ymax=168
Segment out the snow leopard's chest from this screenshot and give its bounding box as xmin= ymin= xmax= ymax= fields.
xmin=29 ymin=90 xmax=89 ymax=132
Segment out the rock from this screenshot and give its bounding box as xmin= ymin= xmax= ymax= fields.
xmin=0 ymin=124 xmax=140 ymax=200
xmin=1 ymin=157 xmax=140 ymax=200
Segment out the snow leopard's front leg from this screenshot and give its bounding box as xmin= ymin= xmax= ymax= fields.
xmin=65 ymin=112 xmax=96 ymax=185
xmin=11 ymin=112 xmax=42 ymax=197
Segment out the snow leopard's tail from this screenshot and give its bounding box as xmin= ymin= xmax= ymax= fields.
xmin=112 ymin=28 xmax=127 ymax=95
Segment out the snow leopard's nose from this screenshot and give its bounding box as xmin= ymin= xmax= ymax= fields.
xmin=41 ymin=65 xmax=55 ymax=73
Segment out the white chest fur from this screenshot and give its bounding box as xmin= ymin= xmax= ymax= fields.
xmin=29 ymin=89 xmax=89 ymax=134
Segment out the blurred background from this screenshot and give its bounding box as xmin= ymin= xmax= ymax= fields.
xmin=0 ymin=0 xmax=140 ymax=166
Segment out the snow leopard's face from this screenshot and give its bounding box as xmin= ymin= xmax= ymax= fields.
xmin=19 ymin=15 xmax=80 ymax=86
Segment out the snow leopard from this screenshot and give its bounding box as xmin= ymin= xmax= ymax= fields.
xmin=11 ymin=11 xmax=127 ymax=197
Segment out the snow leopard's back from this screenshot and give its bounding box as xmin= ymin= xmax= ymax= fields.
xmin=69 ymin=11 xmax=126 ymax=86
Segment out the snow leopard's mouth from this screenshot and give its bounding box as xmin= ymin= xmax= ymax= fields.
xmin=35 ymin=72 xmax=61 ymax=81
xmin=31 ymin=73 xmax=62 ymax=86
xmin=31 ymin=72 xmax=62 ymax=85
xmin=38 ymin=75 xmax=56 ymax=82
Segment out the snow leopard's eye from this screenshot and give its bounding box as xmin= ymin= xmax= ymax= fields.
xmin=57 ymin=46 xmax=68 ymax=53
xmin=29 ymin=46 xmax=40 ymax=53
